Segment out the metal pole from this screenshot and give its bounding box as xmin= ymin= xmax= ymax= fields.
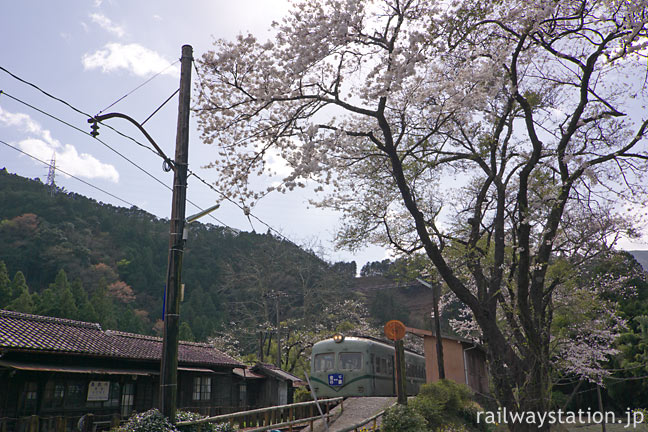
xmin=160 ymin=44 xmax=193 ymax=423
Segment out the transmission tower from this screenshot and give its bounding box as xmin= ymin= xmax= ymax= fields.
xmin=46 ymin=152 xmax=56 ymax=196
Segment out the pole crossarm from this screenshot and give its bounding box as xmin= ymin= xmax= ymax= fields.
xmin=88 ymin=112 xmax=174 ymax=169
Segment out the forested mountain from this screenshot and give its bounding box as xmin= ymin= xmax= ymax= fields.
xmin=0 ymin=169 xmax=358 ymax=346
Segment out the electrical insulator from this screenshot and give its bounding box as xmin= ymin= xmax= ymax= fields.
xmin=90 ymin=121 xmax=100 ymax=137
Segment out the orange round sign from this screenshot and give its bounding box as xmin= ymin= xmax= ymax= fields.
xmin=384 ymin=320 xmax=406 ymax=341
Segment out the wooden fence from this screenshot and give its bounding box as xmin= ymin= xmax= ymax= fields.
xmin=0 ymin=413 xmax=120 ymax=432
xmin=176 ymin=397 xmax=344 ymax=432
xmin=0 ymin=399 xmax=346 ymax=432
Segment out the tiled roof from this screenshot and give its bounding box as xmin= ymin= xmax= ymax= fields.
xmin=0 ymin=310 xmax=240 ymax=367
xmin=252 ymin=363 xmax=304 ymax=383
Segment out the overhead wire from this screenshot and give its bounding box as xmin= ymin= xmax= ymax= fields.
xmin=188 ymin=169 xmax=294 ymax=243
xmin=1 ymin=138 xmax=138 ymax=208
xmin=0 ymin=90 xmax=234 ymax=230
xmin=1 ymin=90 xmax=231 ymax=228
xmin=1 ymin=89 xmax=173 ymax=194
xmin=141 ymin=88 xmax=179 ymax=126
xmin=191 ymin=59 xmax=293 ymax=240
xmin=2 ymin=64 xmax=299 ymax=243
xmin=96 ymin=60 xmax=180 ymax=116
xmin=192 ymin=58 xmax=251 ymax=216
xmin=0 ymin=65 xmax=162 ymax=158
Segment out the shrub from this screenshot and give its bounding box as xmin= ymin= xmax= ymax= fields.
xmin=112 ymin=409 xmax=177 ymax=432
xmin=409 ymin=394 xmax=445 ymax=429
xmin=293 ymin=387 xmax=313 ymax=403
xmin=111 ymin=409 xmax=233 ymax=432
xmin=411 ymin=380 xmax=473 ymax=429
xmin=175 ymin=411 xmax=234 ymax=432
xmin=418 ymin=380 xmax=472 ymax=412
xmin=381 ymin=404 xmax=427 ymax=432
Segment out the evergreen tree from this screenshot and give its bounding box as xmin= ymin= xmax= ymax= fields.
xmin=71 ymin=279 xmax=98 ymax=322
xmin=90 ymin=279 xmax=117 ymax=329
xmin=40 ymin=269 xmax=78 ymax=319
xmin=0 ymin=261 xmax=11 ymax=307
xmin=10 ymin=271 xmax=30 ymax=302
xmin=179 ymin=321 xmax=196 ymax=342
xmin=6 ymin=271 xmax=35 ymax=314
xmin=116 ymin=307 xmax=145 ymax=334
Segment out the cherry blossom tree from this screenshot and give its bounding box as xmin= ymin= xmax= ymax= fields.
xmin=195 ymin=0 xmax=648 ymax=428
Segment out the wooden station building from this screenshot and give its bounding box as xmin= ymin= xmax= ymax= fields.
xmin=0 ymin=309 xmax=300 ymax=431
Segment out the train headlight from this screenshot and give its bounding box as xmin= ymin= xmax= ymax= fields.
xmin=333 ymin=333 xmax=345 ymax=343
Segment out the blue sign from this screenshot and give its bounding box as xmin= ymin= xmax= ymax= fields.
xmin=328 ymin=373 xmax=344 ymax=386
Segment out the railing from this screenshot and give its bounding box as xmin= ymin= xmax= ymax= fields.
xmin=0 ymin=413 xmax=121 ymax=432
xmin=337 ymin=406 xmax=392 ymax=432
xmin=176 ymin=397 xmax=344 ymax=432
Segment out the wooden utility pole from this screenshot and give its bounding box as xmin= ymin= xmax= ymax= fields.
xmin=394 ymin=339 xmax=407 ymax=405
xmin=431 ymin=284 xmax=445 ymax=379
xmin=417 ymin=278 xmax=445 ymax=379
xmin=384 ymin=320 xmax=407 ymax=405
xmin=160 ymin=44 xmax=192 ymax=423
xmin=276 ymin=295 xmax=282 ymax=368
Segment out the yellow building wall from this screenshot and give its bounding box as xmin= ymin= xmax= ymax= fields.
xmin=423 ymin=335 xmax=467 ymax=385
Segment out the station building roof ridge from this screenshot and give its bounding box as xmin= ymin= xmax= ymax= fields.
xmin=0 ymin=309 xmax=241 ymax=367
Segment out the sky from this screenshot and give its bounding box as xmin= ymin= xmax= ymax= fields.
xmin=0 ymin=0 xmax=390 ymax=270
xmin=0 ymin=1 xmax=646 ymax=276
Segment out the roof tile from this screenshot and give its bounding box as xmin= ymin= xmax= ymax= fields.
xmin=0 ymin=310 xmax=240 ymax=367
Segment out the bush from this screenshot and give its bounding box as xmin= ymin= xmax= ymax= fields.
xmin=382 ymin=404 xmax=427 ymax=432
xmin=112 ymin=409 xmax=177 ymax=432
xmin=293 ymin=387 xmax=313 ymax=403
xmin=409 ymin=394 xmax=445 ymax=429
xmin=175 ymin=411 xmax=234 ymax=432
xmin=459 ymin=401 xmax=494 ymax=432
xmin=418 ymin=380 xmax=472 ymax=412
xmin=410 ymin=380 xmax=473 ymax=429
xmin=111 ymin=409 xmax=233 ymax=432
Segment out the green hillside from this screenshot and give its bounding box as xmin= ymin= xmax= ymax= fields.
xmin=0 ymin=169 xmax=357 ymax=349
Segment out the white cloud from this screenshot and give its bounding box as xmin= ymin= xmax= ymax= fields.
xmin=18 ymin=139 xmax=120 ymax=183
xmin=89 ymin=13 xmax=125 ymax=38
xmin=0 ymin=107 xmax=119 ymax=182
xmin=82 ymin=43 xmax=179 ymax=78
xmin=0 ymin=108 xmax=46 ymax=138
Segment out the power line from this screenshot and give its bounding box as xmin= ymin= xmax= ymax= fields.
xmin=0 ymin=65 xmax=164 ymax=160
xmin=188 ymin=169 xmax=294 ymax=243
xmin=1 ymin=65 xmax=287 ymax=238
xmin=1 ymin=90 xmax=173 ymax=194
xmin=1 ymin=138 xmax=138 ymax=208
xmin=191 ymin=59 xmax=296 ymax=244
xmin=141 ymin=88 xmax=179 ymax=126
xmin=97 ymin=60 xmax=180 ymax=115
xmin=1 ymin=90 xmax=230 ymax=229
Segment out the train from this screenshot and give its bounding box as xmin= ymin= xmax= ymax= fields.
xmin=309 ymin=334 xmax=426 ymax=398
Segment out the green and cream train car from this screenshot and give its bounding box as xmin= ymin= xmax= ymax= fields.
xmin=309 ymin=335 xmax=426 ymax=398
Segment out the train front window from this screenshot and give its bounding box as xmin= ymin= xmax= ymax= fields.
xmin=339 ymin=352 xmax=363 ymax=371
xmin=314 ymin=352 xmax=335 ymax=372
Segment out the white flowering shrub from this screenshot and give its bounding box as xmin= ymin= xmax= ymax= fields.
xmin=111 ymin=409 xmax=233 ymax=432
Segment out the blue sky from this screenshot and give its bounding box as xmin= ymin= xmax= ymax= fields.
xmin=0 ymin=0 xmax=389 ymax=269
xmin=1 ymin=1 xmax=645 ymax=274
